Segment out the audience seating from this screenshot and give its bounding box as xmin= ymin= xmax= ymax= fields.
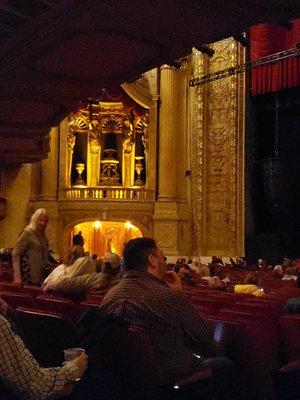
xmin=23 ymin=285 xmax=43 ymax=299
xmin=223 ymin=302 xmax=279 ymax=321
xmin=0 ymin=291 xmax=36 ymax=310
xmin=190 ymin=297 xmax=221 ymax=314
xmin=36 ymin=295 xmax=81 ymax=323
xmin=16 ymin=307 xmax=76 ymax=367
xmin=209 ymin=318 xmax=277 ymax=400
xmin=0 ymin=268 xmax=13 ymax=282
xmin=278 ymin=315 xmax=300 ymax=363
xmin=0 ymin=282 xmax=24 ymax=293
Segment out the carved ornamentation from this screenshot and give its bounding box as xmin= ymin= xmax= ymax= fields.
xmin=191 ymin=39 xmax=245 ymax=256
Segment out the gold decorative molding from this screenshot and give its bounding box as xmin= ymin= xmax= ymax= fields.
xmin=191 ymin=39 xmax=245 ymax=256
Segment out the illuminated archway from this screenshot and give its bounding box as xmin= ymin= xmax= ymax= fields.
xmin=72 ymin=221 xmax=142 ymax=257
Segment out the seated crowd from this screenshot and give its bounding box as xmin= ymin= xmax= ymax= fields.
xmin=0 ymin=240 xmax=300 ymax=399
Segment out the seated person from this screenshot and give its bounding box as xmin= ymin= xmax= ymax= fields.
xmin=202 ymin=266 xmax=227 ymax=290
xmin=100 ymin=238 xmax=236 ymax=400
xmin=42 ymin=245 xmax=95 ymax=292
xmin=282 ymin=272 xmax=300 ymax=314
xmin=273 ymin=264 xmax=283 ymax=277
xmin=208 ymin=266 xmax=227 ymax=290
xmin=236 ymin=257 xmax=246 ymax=268
xmin=43 ymin=250 xmax=122 ymax=297
xmin=92 ymin=252 xmax=122 ymax=291
xmin=234 ymin=272 xmax=265 ymax=297
xmin=0 ymin=299 xmax=87 ymax=399
xmin=282 ymin=266 xmax=298 ymax=281
xmin=177 ymin=264 xmax=197 ymax=286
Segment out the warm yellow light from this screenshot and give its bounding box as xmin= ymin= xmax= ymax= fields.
xmin=125 ymin=221 xmax=132 ymax=229
xmin=94 ymin=220 xmax=101 ymax=230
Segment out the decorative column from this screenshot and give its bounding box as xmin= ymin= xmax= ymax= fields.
xmin=88 ymin=120 xmax=101 ymax=187
xmin=158 ymin=65 xmax=178 ymax=200
xmin=153 ymin=65 xmax=180 ymax=255
xmin=122 ymin=118 xmax=134 ymax=187
xmin=146 ymin=95 xmax=158 ymax=189
xmin=58 ymin=118 xmax=71 ymax=191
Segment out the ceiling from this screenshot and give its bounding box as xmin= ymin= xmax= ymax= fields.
xmin=0 ymin=0 xmax=299 ymax=164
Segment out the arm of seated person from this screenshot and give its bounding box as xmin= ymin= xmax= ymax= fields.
xmin=0 ymin=315 xmax=87 ymax=399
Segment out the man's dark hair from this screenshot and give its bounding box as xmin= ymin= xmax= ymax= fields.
xmin=123 ymin=237 xmax=157 ymax=271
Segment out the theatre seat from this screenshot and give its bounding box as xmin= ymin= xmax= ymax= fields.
xmin=23 ymin=285 xmax=43 ymax=299
xmin=16 ymin=307 xmax=76 ymax=367
xmin=0 ymin=291 xmax=36 ymax=310
xmin=190 ymin=297 xmax=221 ymax=314
xmin=0 ymin=283 xmax=24 ymax=293
xmin=209 ymin=318 xmax=276 ymax=400
xmin=278 ymin=315 xmax=300 ymax=362
xmin=36 ymin=295 xmax=81 ymax=323
xmin=0 ymin=269 xmax=13 ymax=282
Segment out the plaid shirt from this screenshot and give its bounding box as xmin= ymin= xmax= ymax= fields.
xmin=0 ymin=315 xmax=78 ymax=399
xmin=100 ymin=270 xmax=215 ymax=385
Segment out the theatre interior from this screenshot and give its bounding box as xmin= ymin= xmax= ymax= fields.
xmin=0 ymin=1 xmax=300 ymax=400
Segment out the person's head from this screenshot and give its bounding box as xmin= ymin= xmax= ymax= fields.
xmin=245 ymin=272 xmax=257 ymax=285
xmin=102 ymin=253 xmax=121 ymax=275
xmin=63 ymin=245 xmax=85 ymax=266
xmin=177 ymin=266 xmax=186 ymax=279
xmin=92 ymin=254 xmax=98 ymax=261
xmin=123 ymin=237 xmax=166 ymax=279
xmin=73 ymin=231 xmax=84 ymax=246
xmin=27 ymin=208 xmax=48 ymax=233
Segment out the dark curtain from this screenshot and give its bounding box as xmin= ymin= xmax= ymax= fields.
xmin=250 ymin=19 xmax=300 ymax=96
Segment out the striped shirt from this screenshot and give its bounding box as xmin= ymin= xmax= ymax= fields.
xmin=100 ymin=270 xmax=215 ymax=385
xmin=0 ymin=314 xmax=78 ymax=399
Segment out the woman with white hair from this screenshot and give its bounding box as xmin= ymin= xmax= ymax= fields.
xmin=12 ymin=208 xmax=49 ymax=285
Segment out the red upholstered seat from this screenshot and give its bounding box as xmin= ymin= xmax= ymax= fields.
xmin=23 ymin=285 xmax=43 ymax=299
xmin=190 ymin=297 xmax=221 ymax=314
xmin=0 ymin=269 xmax=13 ymax=282
xmin=208 ymin=317 xmax=276 ymax=399
xmin=0 ymin=291 xmax=36 ymax=310
xmin=224 ymin=301 xmax=279 ymax=321
xmin=16 ymin=307 xmax=75 ymax=367
xmin=0 ymin=282 xmax=24 ymax=293
xmin=217 ymin=308 xmax=278 ymax=350
xmin=278 ymin=315 xmax=300 ymax=362
xmin=36 ymin=295 xmax=81 ymax=323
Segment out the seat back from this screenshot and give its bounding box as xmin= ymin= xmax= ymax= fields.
xmin=0 ymin=269 xmax=13 ymax=282
xmin=0 ymin=283 xmax=24 ymax=293
xmin=278 ymin=315 xmax=300 ymax=362
xmin=74 ymin=309 xmax=160 ymax=400
xmin=36 ymin=295 xmax=80 ymax=323
xmin=23 ymin=285 xmax=43 ymax=299
xmin=16 ymin=307 xmax=76 ymax=367
xmin=209 ymin=318 xmax=276 ymax=400
xmin=0 ymin=291 xmax=36 ymax=310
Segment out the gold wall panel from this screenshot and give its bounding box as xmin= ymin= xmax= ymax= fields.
xmin=191 ymin=39 xmax=245 ymax=256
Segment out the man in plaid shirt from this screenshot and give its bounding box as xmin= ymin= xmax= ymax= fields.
xmin=0 ymin=299 xmax=87 ymax=399
xmin=101 ymin=237 xmax=235 ymax=399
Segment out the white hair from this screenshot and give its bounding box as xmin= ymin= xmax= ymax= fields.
xmin=25 ymin=208 xmax=48 ymax=231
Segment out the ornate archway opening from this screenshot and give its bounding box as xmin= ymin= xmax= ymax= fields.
xmin=72 ymin=221 xmax=142 ymax=257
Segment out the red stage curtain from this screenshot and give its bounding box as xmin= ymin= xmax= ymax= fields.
xmin=250 ymin=19 xmax=300 ymax=96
